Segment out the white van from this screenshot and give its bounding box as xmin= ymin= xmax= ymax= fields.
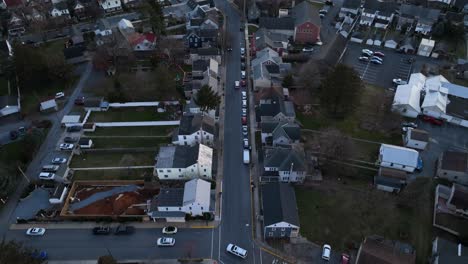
xmin=42 ymin=165 xmax=59 ymax=172
xmin=38 ymin=172 xmax=55 ymax=180
xmin=226 ymin=243 xmax=247 ymax=259
xmin=322 ymin=244 xmax=331 ymax=261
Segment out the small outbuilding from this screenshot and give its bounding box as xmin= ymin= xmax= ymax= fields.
xmin=379 ymin=144 xmax=421 ymax=173
xmin=40 ymin=99 xmax=58 ymax=112
xmin=78 ymin=138 xmax=93 ymax=149
xmin=404 ymin=129 xmax=429 ymax=150
xmin=417 ymin=38 xmax=435 ymax=57
xmin=61 ymin=115 xmax=81 ymax=126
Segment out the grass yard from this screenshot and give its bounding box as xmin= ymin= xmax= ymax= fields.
xmin=88 ymin=108 xmax=171 ymax=122
xmin=87 ymin=126 xmax=177 ymax=137
xmin=295 ymin=178 xmax=434 ymax=263
xmin=0 ymin=77 xmax=10 ymax=95
xmin=70 ymin=152 xmax=155 ymax=168
xmin=72 ymin=168 xmax=153 ymax=181
xmin=90 ymin=137 xmax=171 ymax=149
xmin=248 ymin=25 xmax=258 ymax=34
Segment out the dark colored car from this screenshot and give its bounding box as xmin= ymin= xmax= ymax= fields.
xmin=66 ymin=126 xmax=82 ymax=132
xmin=241 ymin=62 xmax=246 ymax=70
xmin=9 ymin=130 xmax=19 ymax=140
xmin=74 ymin=96 xmax=85 ymax=105
xmin=422 ymin=115 xmax=443 ymax=126
xmin=93 ymin=226 xmax=111 ymax=235
xmin=64 ymin=137 xmax=78 ymax=143
xmin=241 ymin=117 xmax=247 ymax=125
xmin=114 ymin=225 xmax=135 ymax=235
xmin=31 ymin=250 xmax=47 ymax=260
xmin=241 ymin=80 xmax=246 ymax=87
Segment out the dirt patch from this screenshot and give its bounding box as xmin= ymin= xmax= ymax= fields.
xmin=75 ymin=186 xmax=113 ymax=200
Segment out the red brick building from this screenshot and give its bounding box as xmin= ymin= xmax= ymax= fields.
xmin=291 ymin=1 xmax=321 ymax=44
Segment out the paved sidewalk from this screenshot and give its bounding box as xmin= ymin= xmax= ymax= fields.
xmin=48 ymin=259 xmax=218 ymax=264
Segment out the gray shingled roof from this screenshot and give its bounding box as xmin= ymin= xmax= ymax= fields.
xmin=272 ymin=123 xmax=300 ymax=141
xmin=363 ymin=0 xmax=398 ymax=17
xmin=259 ymin=17 xmax=295 ymax=30
xmin=0 ymin=95 xmax=18 ymax=108
xmin=399 ymin=4 xmax=440 ymax=23
xmin=342 ymin=0 xmax=361 ymax=9
xmin=178 ymin=113 xmax=215 ymax=136
xmin=156 ymin=145 xmax=200 ymax=168
xmin=157 ymin=188 xmax=184 ymax=206
xmin=264 ymin=147 xmax=306 ymax=171
xmin=291 ymin=1 xmax=321 ymax=26
xmin=261 ymin=121 xmax=281 ymax=133
xmin=261 ymin=182 xmax=299 ymax=227
xmin=193 ymin=60 xmax=209 ymax=72
xmin=434 ymin=237 xmax=468 ymax=264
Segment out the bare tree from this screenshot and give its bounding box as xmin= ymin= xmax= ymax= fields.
xmin=316 ymin=128 xmax=357 ymax=177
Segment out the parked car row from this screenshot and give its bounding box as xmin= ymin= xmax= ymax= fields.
xmin=359 ymin=49 xmax=385 ymax=65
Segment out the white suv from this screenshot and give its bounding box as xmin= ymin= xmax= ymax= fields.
xmin=322 ymin=244 xmax=331 ymax=261
xmin=226 ymin=243 xmax=247 ymax=259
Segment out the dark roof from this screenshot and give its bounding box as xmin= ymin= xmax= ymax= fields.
xmin=399 ymin=4 xmax=440 ymax=23
xmin=84 ymin=98 xmax=102 ymax=107
xmin=363 ymin=0 xmax=398 ymax=17
xmin=4 ymin=0 xmax=24 ymax=8
xmin=149 ymin=211 xmax=186 ymax=218
xmin=156 ymin=145 xmax=201 ymax=168
xmin=261 ymin=121 xmax=280 ymax=133
xmin=342 ymin=0 xmax=361 ymax=9
xmin=291 ymin=1 xmax=321 ymax=26
xmin=378 ymin=167 xmax=407 ymax=181
xmin=445 ymin=11 xmax=464 ymax=23
xmin=449 ymin=184 xmax=468 ymax=210
xmin=54 ymin=1 xmax=69 ymax=10
xmin=0 ymin=95 xmax=18 ymax=108
xmin=259 ymin=17 xmax=295 ymax=31
xmin=441 ymin=151 xmax=468 ymax=172
xmin=156 ymin=188 xmax=184 ymax=206
xmin=190 ymin=18 xmax=204 ymax=26
xmin=261 ymin=182 xmax=299 ymax=227
xmin=409 ymin=129 xmax=429 ymax=142
xmin=199 ymin=29 xmax=218 ymax=38
xmin=178 ymin=113 xmax=215 ymax=135
xmin=357 ymin=235 xmax=416 ymax=264
xmin=375 ymin=176 xmax=403 ymax=189
xmin=194 ymin=47 xmax=220 ymax=56
xmin=265 ymin=64 xmax=280 ymax=74
xmin=272 ymin=122 xmax=301 ymax=141
xmin=78 ymin=138 xmax=91 ymax=145
xmin=264 ymin=147 xmax=306 ymax=172
xmin=192 ymin=59 xmax=208 ymax=71
xmin=63 ymin=45 xmax=86 ymax=59
xmin=433 ymin=237 xmax=468 ymax=264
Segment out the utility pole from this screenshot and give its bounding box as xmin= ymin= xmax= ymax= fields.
xmin=17 ymin=166 xmax=30 ymax=183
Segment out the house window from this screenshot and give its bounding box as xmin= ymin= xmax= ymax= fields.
xmin=201 ymin=207 xmax=203 ymax=210
xmin=159 ymin=170 xmax=163 ymax=173
xmin=165 ymin=208 xmax=168 ymax=211
xmin=189 ymin=207 xmax=192 ymax=210
xmin=454 ymin=176 xmax=458 ymax=180
xmin=179 ymin=207 xmax=181 ymax=211
xmin=179 ymin=175 xmax=183 ymax=178
xmin=195 ymin=136 xmax=198 ymax=140
xmin=179 ymin=169 xmax=182 ymax=172
xmin=197 ymin=132 xmax=200 ymax=134
xmin=204 ymin=169 xmax=207 ymax=172
xmin=272 ymin=228 xmax=276 ymax=231
xmin=167 ymin=169 xmax=172 ymax=172
xmin=206 ymin=136 xmax=209 ymax=140
xmin=443 ymin=172 xmax=447 ymax=175
xmin=390 ymin=163 xmax=394 ymax=166
xmin=268 ymin=232 xmax=274 ymax=237
xmin=203 ymin=174 xmax=207 ymax=177
xmin=164 ymin=175 xmax=168 ymax=178
xmin=281 ymin=228 xmax=285 ymax=231
xmin=192 ymin=169 xmax=194 ymax=172
xmin=281 ymin=232 xmax=285 ymax=237
xmin=183 ymin=136 xmax=187 ymax=139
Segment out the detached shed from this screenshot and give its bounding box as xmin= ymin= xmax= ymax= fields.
xmin=40 ymin=99 xmax=58 ymax=112
xmin=404 ymin=129 xmax=429 ymax=150
xmin=78 ymin=138 xmax=93 ymax=149
xmin=61 ymin=115 xmax=81 ymax=126
xmin=379 ymin=144 xmax=421 ymax=173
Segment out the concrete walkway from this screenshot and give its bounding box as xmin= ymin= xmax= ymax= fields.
xmin=69 ymin=185 xmax=140 ymax=211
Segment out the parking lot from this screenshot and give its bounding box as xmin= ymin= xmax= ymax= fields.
xmin=342 ymin=43 xmax=441 ymax=88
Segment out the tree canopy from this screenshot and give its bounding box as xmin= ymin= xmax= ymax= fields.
xmin=320 ymin=64 xmax=362 ymax=118
xmin=194 ymin=85 xmax=221 ymax=112
xmin=141 ymin=0 xmax=165 ymax=35
xmin=0 ymin=240 xmax=43 ymax=264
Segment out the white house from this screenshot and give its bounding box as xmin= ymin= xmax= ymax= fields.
xmin=260 ymin=121 xmax=300 ymax=146
xmin=263 ymin=147 xmax=307 ymax=183
xmin=417 ymin=38 xmax=435 ymax=57
xmin=98 ymin=0 xmax=122 ymax=13
xmin=404 ymin=128 xmax=429 ymax=150
xmin=50 ymin=2 xmax=70 ymax=18
xmin=148 ymin=179 xmax=212 ymax=222
xmin=436 ymin=151 xmax=468 ymax=186
xmin=378 ymin=144 xmax=421 ymax=173
xmin=392 ymin=73 xmax=426 ymax=118
xmin=154 ymin=143 xmax=213 ymax=180
xmin=172 ymin=113 xmax=215 ymax=146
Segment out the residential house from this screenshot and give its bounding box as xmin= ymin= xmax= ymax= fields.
xmin=0 ymin=95 xmax=19 ymax=117
xmin=183 ymin=97 xmax=217 ymax=119
xmin=50 ymin=2 xmax=70 ymax=18
xmin=83 ymin=98 xmax=109 ymax=111
xmin=417 ymin=38 xmax=435 ymax=57
xmin=378 ymin=144 xmax=421 ymax=173
xmin=8 ymin=12 xmax=25 ymax=36
xmin=73 ymin=0 xmax=87 ymax=20
xmin=247 ymin=1 xmax=260 ymax=22
xmin=154 ymin=143 xmax=213 ymax=180
xmin=1 ymin=0 xmax=24 ymax=9
xmin=263 ymin=146 xmax=307 ymax=183
xmin=98 ymin=0 xmax=121 ymax=13
xmin=360 ymin=0 xmax=398 ymax=29
xmin=23 ymin=6 xmax=46 ymax=22
xmin=261 ymin=182 xmax=300 ymax=239
xmin=253 ymin=28 xmax=290 ymax=53
xmin=148 ymin=178 xmax=212 ymax=222
xmin=392 ymin=73 xmax=426 ymax=118
xmin=436 ymin=151 xmax=468 ymax=186
xmin=397 ymin=4 xmax=440 ymax=35
xmin=432 ymin=237 xmax=468 ymax=264
xmin=256 ymin=88 xmax=295 ymax=123
xmin=78 ymin=138 xmax=93 ymax=148
xmin=251 ymin=47 xmax=291 ymax=89
xmin=258 ymin=17 xmax=295 ymax=37
xmin=122 ymin=0 xmax=141 ymax=8
xmin=291 ymin=0 xmax=321 ymax=44
xmin=188 ymin=47 xmax=221 ymax=64
xmin=356 ymin=235 xmax=416 ymax=264
xmin=340 ymin=0 xmax=361 ymax=18
xmin=434 ymin=184 xmax=468 ymax=235
xmin=172 ymin=113 xmax=215 ymax=146
xmin=260 ymin=121 xmax=300 ymax=146
xmin=118 ymin=19 xmax=156 ymax=51
xmin=399 ymin=36 xmax=418 ymax=54
xmin=39 ymin=99 xmax=58 ymax=112
xmin=404 ymin=128 xmax=429 ymax=150
xmin=192 ymin=59 xmax=208 ymax=79
xmin=374 ymin=167 xmax=408 ymax=193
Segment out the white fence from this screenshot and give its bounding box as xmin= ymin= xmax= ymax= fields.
xmin=95 ymin=121 xmax=180 ymax=127
xmin=108 ymin=101 xmax=179 ymax=108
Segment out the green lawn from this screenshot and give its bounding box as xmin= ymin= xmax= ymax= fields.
xmin=72 ymin=168 xmax=153 ymax=181
xmin=70 ymin=152 xmax=155 ymax=168
xmin=295 ymin=178 xmax=434 ymax=263
xmin=90 ymin=137 xmax=171 ymax=149
xmin=0 ymin=77 xmax=10 ymax=95
xmin=88 ymin=108 xmax=171 ymax=122
xmin=248 ymin=25 xmax=258 ymax=34
xmin=87 ymin=126 xmax=177 ymax=137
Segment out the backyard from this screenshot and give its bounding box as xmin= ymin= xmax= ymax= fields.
xmin=72 ymin=168 xmax=153 ymax=181
xmin=88 ymin=108 xmax=173 ymax=122
xmin=86 ymin=126 xmax=177 ymax=137
xmin=86 ymin=136 xmax=171 ymax=149
xmin=295 ymin=178 xmax=434 ymax=263
xmin=70 ymin=152 xmax=155 ymax=168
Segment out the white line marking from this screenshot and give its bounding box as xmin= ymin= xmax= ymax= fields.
xmin=211 ymin=228 xmax=214 ymax=259
xmin=252 ymin=243 xmax=256 ymax=264
xmin=218 ymin=225 xmax=222 ymax=262
xmin=260 ymin=249 xmax=263 ymax=264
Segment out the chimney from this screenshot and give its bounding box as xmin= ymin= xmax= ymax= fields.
xmin=458 ymin=244 xmax=462 ymax=257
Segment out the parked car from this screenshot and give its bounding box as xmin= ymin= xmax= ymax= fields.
xmin=242 ymin=100 xmax=247 ymax=108
xmin=52 ymin=157 xmax=67 ymax=164
xmin=241 ymin=55 xmax=245 ymax=61
xmin=422 ymin=115 xmax=443 ymax=126
xmin=235 ymin=81 xmax=240 ymax=89
xmin=341 ymin=253 xmax=350 ymax=264
xmin=241 ymin=71 xmax=246 ymax=79
xmin=93 ymin=226 xmax=111 ymax=235
xmin=226 ymin=243 xmax=247 ymax=259
xmin=401 ymin=122 xmax=417 ymax=128
xmin=373 ymin=51 xmax=385 ymax=57
xmin=242 ymin=108 xmax=247 ymax=117
xmin=243 ymin=139 xmax=250 ymax=149
xmin=393 ymin=78 xmax=407 ymax=85
xmin=114 ymin=225 xmax=135 ymax=235
xmin=362 ymin=49 xmax=373 ymax=55
xmin=38 ymin=172 xmax=55 ymax=180
xmin=302 ymin=47 xmax=314 ymax=52
xmin=322 ymin=244 xmax=331 ymax=261
xmin=162 ymin=226 xmax=177 ymax=234
xmin=66 ymin=125 xmax=82 ymax=132
xmin=42 ymin=165 xmax=59 ymax=172
xmin=370 ymin=59 xmax=382 ymax=65
xmin=241 ymin=117 xmax=247 ymax=125
xmin=227 ymin=47 xmax=232 ymax=51
xmin=242 ymin=125 xmax=248 ymax=136
xmin=371 ymin=56 xmax=383 ymax=62
xmin=241 ymin=91 xmax=247 ymax=100
xmin=59 ymin=143 xmax=74 ymax=150
xmin=240 ymin=48 xmax=245 ymax=55
xmin=64 ymin=136 xmax=78 ymax=143
xmin=74 ymin=96 xmax=85 ymax=105
xmin=157 ymin=237 xmax=175 ymax=247
xmin=55 ymin=92 xmax=65 ymax=99
xmin=241 ymin=62 xmax=246 ymax=70
xmin=26 ymin=228 xmax=46 ymax=236
xmin=241 ymin=80 xmax=246 ymax=87
xmin=358 ymin=56 xmax=369 ymax=62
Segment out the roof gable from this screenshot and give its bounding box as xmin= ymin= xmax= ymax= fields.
xmin=261 ymin=182 xmax=300 ymax=227
xmin=291 ymin=1 xmax=321 ymax=26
